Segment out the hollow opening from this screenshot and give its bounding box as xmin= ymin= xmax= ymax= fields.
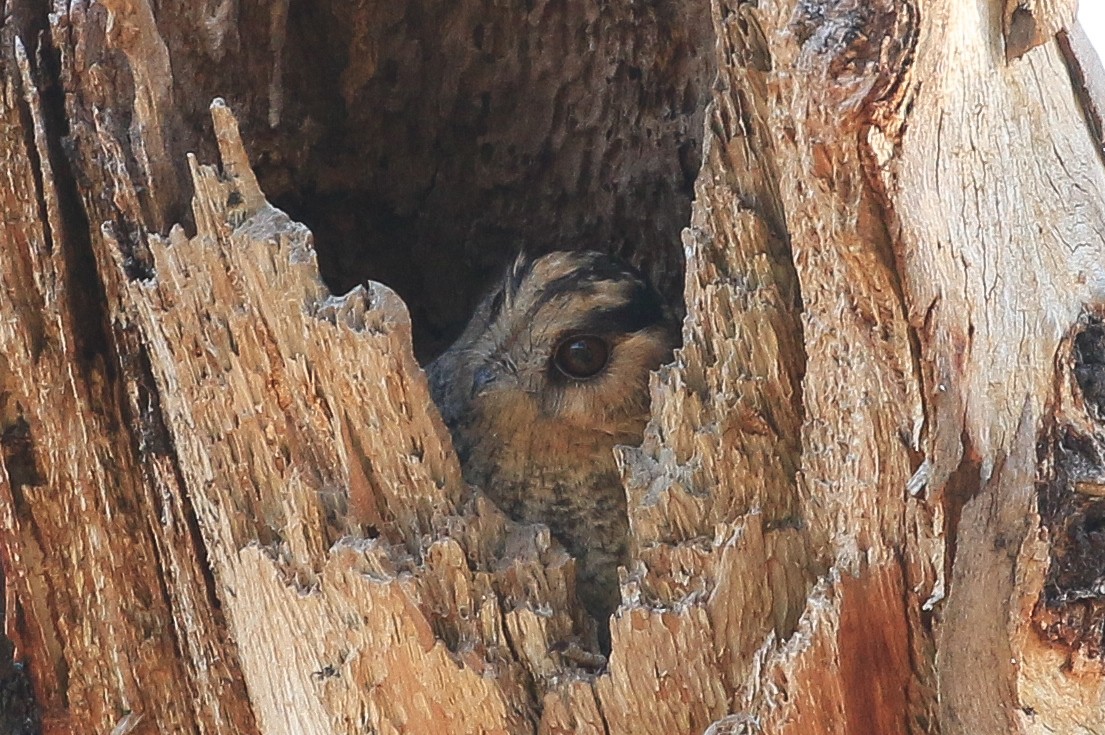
xmin=223 ymin=0 xmax=718 ymax=651
xmin=240 ymin=0 xmax=716 ymax=359
xmin=1036 ymin=315 xmax=1105 ymax=659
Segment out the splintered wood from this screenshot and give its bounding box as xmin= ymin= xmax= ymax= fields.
xmin=102 ymin=100 xmax=803 ymax=735
xmin=108 ymin=101 xmax=580 ymax=735
xmin=84 ymin=98 xmax=813 ymax=734
xmin=3 ymin=0 xmax=1105 ymax=733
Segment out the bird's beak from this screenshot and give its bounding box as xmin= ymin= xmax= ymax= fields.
xmin=472 ymin=357 xmax=520 ymax=398
xmin=471 ymin=364 xmax=498 ymax=398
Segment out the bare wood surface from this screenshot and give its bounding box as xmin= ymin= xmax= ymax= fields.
xmin=0 ymin=39 xmax=256 ymax=735
xmin=1 ymin=0 xmax=1105 ymax=733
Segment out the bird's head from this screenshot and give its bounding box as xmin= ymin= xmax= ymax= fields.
xmin=428 ymin=251 xmax=676 ymax=442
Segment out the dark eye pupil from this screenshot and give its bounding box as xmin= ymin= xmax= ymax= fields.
xmin=553 ymin=336 xmax=609 ymax=379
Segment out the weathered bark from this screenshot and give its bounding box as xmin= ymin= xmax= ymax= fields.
xmin=1 ymin=0 xmax=1104 ymax=734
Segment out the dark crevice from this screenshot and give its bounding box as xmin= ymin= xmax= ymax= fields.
xmin=120 ymin=328 xmax=224 ymax=615
xmin=1 ymin=419 xmax=44 ymax=494
xmin=21 ymin=21 xmax=117 ymax=385
xmin=13 ymin=53 xmax=53 ymax=262
xmin=1074 ymin=323 xmax=1105 ymax=420
xmin=250 ymin=0 xmax=712 ymax=360
xmin=1035 ymin=314 xmax=1105 ymax=659
xmin=0 ymin=619 xmax=38 ymax=735
xmin=3 ymin=10 xmax=51 ymax=732
xmin=0 ymin=413 xmax=43 ymax=734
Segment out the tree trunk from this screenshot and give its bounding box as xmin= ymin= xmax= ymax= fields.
xmin=1 ymin=0 xmax=1104 ymax=733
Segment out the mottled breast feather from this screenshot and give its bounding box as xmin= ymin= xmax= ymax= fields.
xmin=427 ymin=250 xmax=676 ymax=650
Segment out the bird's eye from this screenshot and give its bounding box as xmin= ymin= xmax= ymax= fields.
xmin=552 ymin=335 xmax=610 ymax=380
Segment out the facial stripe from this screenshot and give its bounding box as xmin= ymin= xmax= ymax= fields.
xmin=485 ymin=250 xmax=669 ymax=367
xmin=534 ymin=260 xmax=644 ymax=305
xmin=569 ymin=288 xmax=666 ymax=336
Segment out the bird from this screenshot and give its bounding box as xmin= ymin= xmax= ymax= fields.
xmin=426 ymin=250 xmax=676 ymax=649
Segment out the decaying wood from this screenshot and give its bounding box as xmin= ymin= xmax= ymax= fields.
xmin=114 ymin=104 xmax=588 ymax=734
xmin=1 ymin=41 xmax=257 ymax=735
xmin=2 ymin=0 xmax=1105 ymax=733
xmin=1003 ymin=0 xmax=1077 ymax=60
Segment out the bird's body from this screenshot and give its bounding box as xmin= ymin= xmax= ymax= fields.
xmin=427 ymin=251 xmax=675 ymax=641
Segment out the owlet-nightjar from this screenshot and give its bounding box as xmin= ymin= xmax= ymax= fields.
xmin=427 ymin=251 xmax=676 ymax=640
